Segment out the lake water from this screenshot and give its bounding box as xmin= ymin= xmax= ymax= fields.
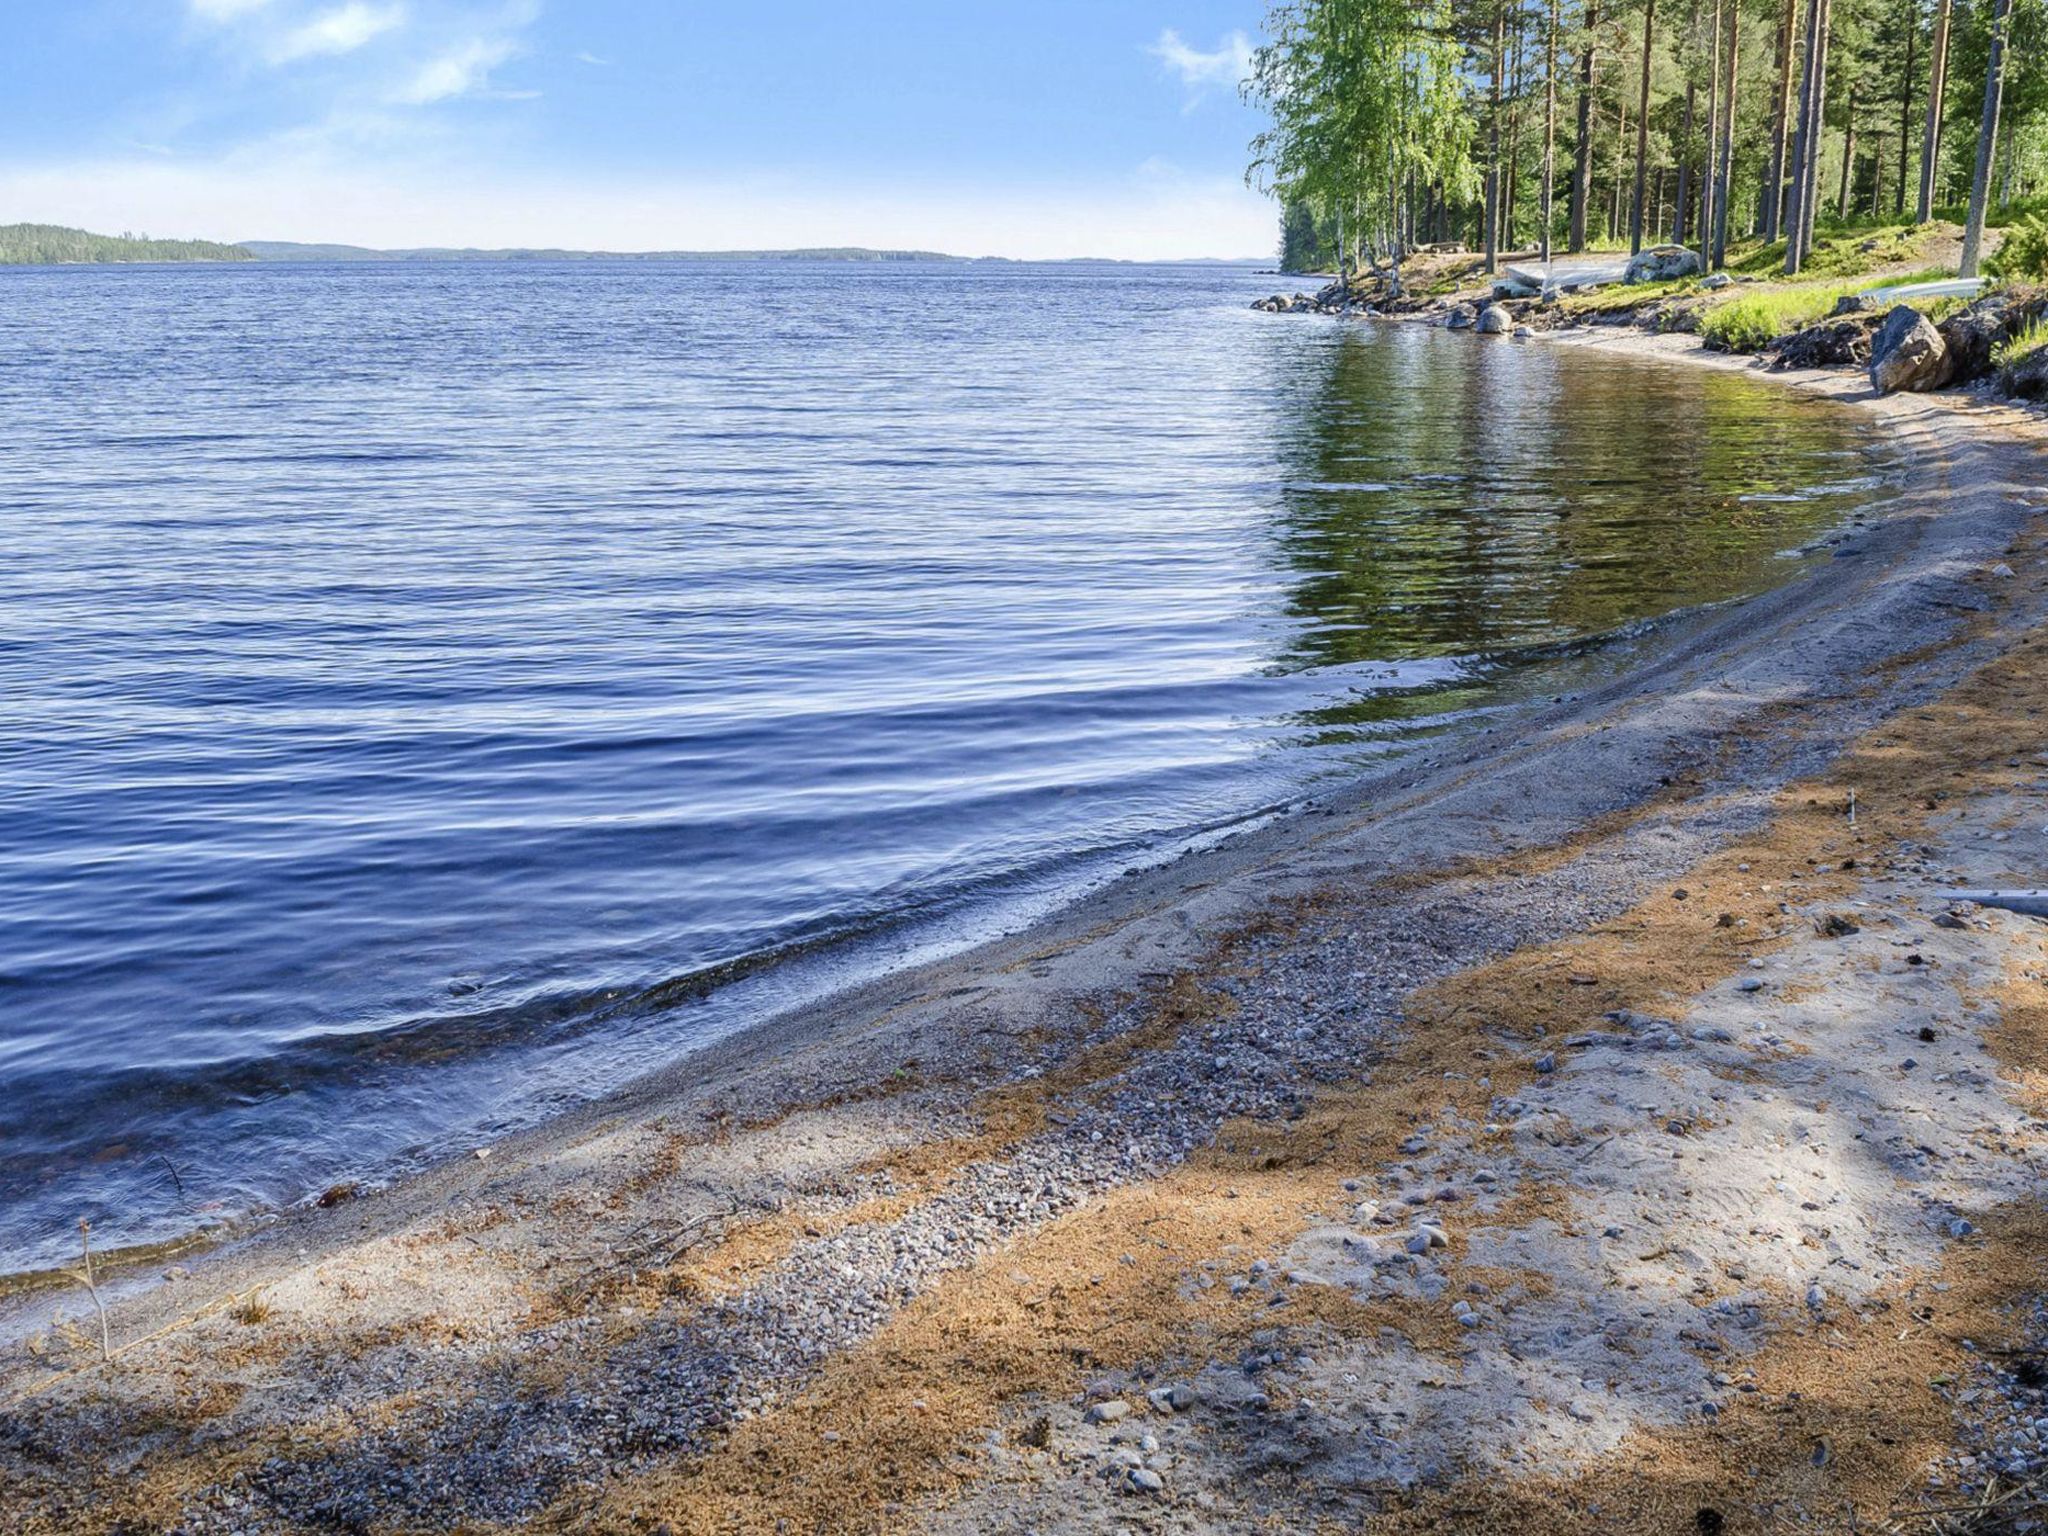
xmin=0 ymin=260 xmax=1894 ymax=1272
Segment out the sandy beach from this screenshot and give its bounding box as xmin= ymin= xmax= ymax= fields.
xmin=6 ymin=331 xmax=2048 ymax=1535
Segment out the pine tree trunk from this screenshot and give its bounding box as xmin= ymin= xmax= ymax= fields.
xmin=1702 ymin=0 xmax=1724 ymax=253
xmin=1544 ymin=0 xmax=1562 ymax=262
xmin=1916 ymin=0 xmax=1952 ymax=222
xmin=1896 ymin=1 xmax=1916 ymax=217
xmin=1487 ymin=0 xmax=1506 ymax=273
xmin=1570 ymin=0 xmax=1601 ymax=251
xmin=1676 ymin=77 xmax=1698 ymax=241
xmin=1631 ymin=0 xmax=1657 ymax=253
xmin=1508 ymin=17 xmax=1527 ymax=251
xmin=1764 ymin=0 xmax=1799 ymax=240
xmin=1959 ymin=0 xmax=2015 ymax=277
xmin=1837 ymin=90 xmax=1857 ymax=219
xmin=1801 ymin=0 xmax=1831 ymax=258
xmin=1712 ymin=0 xmax=1740 ymax=267
xmin=1784 ymin=0 xmax=1824 ymax=271
xmin=1612 ymin=98 xmax=1629 ymax=241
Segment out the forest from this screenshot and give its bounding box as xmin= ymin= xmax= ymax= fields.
xmin=0 ymin=225 xmax=255 ymax=266
xmin=1255 ymin=0 xmax=2044 ymax=277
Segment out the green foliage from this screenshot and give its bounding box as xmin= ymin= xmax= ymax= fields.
xmin=1994 ymin=315 xmax=2048 ymax=372
xmin=0 ymin=224 xmax=254 ymax=266
xmin=1732 ymin=225 xmax=1942 ymax=282
xmin=1934 ymin=195 xmax=2048 ymax=230
xmin=1556 ymin=275 xmax=1702 ymax=316
xmin=1279 ymin=201 xmax=1337 ymax=272
xmin=1698 ymin=283 xmax=1873 ymax=352
xmin=1247 ymin=0 xmax=1477 ymax=271
xmin=1987 ymin=214 xmax=2048 ymax=280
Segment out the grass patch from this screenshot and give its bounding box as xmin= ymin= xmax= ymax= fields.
xmin=1935 ymin=193 xmax=2048 ymax=230
xmin=1995 ymin=316 xmax=2048 ymax=374
xmin=1555 ymin=274 xmax=1702 ymax=317
xmin=1696 ymin=263 xmax=1958 ymax=353
xmin=1730 ymin=223 xmax=1944 ymax=281
xmin=1698 ymin=281 xmax=1869 ymax=352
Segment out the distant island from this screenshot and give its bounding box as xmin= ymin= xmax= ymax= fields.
xmin=240 ymin=241 xmax=967 ymax=263
xmin=0 ymin=223 xmax=255 ymax=265
xmin=1 ymin=223 xmax=1262 ymax=268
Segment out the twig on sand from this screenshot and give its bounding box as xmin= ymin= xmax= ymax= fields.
xmin=155 ymin=1154 xmax=187 ymax=1203
xmin=61 ymin=1220 xmax=112 ymax=1365
xmin=1886 ymin=1470 xmax=2048 ymax=1534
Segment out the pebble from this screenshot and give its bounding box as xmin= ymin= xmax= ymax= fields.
xmin=1129 ymin=1468 xmax=1166 ymax=1494
xmin=1085 ymin=1400 xmax=1132 ymax=1425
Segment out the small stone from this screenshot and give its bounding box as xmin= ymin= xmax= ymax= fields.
xmin=1948 ymin=1217 xmax=1976 ymax=1239
xmin=1738 ymin=978 xmax=1766 ymax=994
xmin=1085 ymin=1400 xmax=1132 ymax=1425
xmin=1533 ymin=1052 xmax=1557 ymax=1075
xmin=1129 ymin=1467 xmax=1166 ymax=1494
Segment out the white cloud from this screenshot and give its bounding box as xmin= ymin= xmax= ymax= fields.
xmin=268 ymin=3 xmax=407 ymax=65
xmin=190 ymin=0 xmax=273 ymax=20
xmin=1148 ymin=28 xmax=1254 ymax=90
xmin=574 ymin=51 xmax=613 ymax=66
xmin=394 ymin=35 xmax=521 ymax=102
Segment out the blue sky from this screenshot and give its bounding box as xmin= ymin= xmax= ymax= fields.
xmin=2 ymin=2 xmax=1279 ymax=258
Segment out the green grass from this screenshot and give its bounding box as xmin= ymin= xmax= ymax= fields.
xmin=1994 ymin=316 xmax=2048 ymax=374
xmin=1695 ymin=262 xmax=1958 ymax=353
xmin=1728 ymin=223 xmax=1942 ymax=282
xmin=1555 ymin=274 xmax=1703 ymax=317
xmin=1698 ymin=281 xmax=1870 ymax=351
xmin=1934 ymin=194 xmax=2048 ymax=230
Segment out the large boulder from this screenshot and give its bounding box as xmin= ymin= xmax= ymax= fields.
xmin=1936 ymin=308 xmax=2008 ymax=386
xmin=1475 ymin=305 xmax=1510 ymax=335
xmin=1773 ymin=315 xmax=1881 ymax=370
xmin=2004 ymin=347 xmax=2048 ymax=401
xmin=1625 ymin=244 xmax=1705 ymax=284
xmin=1869 ymin=306 xmax=1948 ymax=394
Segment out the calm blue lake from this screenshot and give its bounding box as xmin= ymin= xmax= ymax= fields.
xmin=0 ymin=259 xmax=1892 ymax=1270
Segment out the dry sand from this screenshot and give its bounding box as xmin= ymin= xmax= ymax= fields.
xmin=4 ymin=333 xmax=2048 ymax=1536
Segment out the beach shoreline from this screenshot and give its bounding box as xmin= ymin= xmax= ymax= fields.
xmin=7 ymin=333 xmax=2048 ymax=1535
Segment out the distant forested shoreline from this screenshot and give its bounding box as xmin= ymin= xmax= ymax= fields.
xmin=239 ymin=240 xmax=967 ymax=262
xmin=0 ymin=224 xmax=255 ymax=265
